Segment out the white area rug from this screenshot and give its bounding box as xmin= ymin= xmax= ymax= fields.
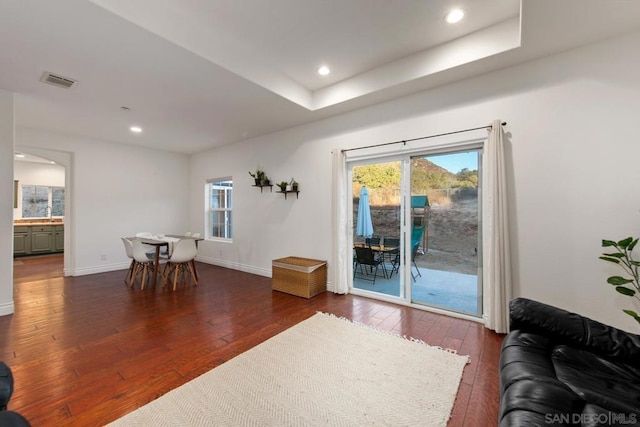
xmin=108 ymin=312 xmax=468 ymax=426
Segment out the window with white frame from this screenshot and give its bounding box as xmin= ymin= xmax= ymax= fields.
xmin=21 ymin=185 xmax=65 ymax=218
xmin=207 ymin=178 xmax=233 ymax=240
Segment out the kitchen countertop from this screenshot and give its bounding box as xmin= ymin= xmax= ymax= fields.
xmin=14 ymin=222 xmax=64 ymax=226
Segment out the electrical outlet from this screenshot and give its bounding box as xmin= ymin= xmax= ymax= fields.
xmin=101 ymin=254 xmax=107 ymax=261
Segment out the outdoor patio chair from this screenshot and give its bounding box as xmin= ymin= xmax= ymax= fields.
xmin=353 ymin=246 xmax=386 ymax=285
xmin=385 ymin=241 xmax=421 ymax=280
xmin=365 ymin=236 xmax=381 ymax=247
xmin=383 ymin=237 xmax=400 ymax=275
xmin=411 ymin=242 xmax=422 ymax=282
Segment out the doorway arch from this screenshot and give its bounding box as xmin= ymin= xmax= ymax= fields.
xmin=14 ymin=147 xmax=73 ymax=276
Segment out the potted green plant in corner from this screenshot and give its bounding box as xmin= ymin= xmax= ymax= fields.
xmin=600 ymin=237 xmax=640 ymax=325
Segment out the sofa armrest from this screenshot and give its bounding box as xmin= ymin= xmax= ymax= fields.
xmin=0 ymin=361 xmax=14 ymax=410
xmin=509 ymin=297 xmax=640 ymax=363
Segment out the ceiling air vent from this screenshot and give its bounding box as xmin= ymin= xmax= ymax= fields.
xmin=40 ymin=71 xmax=77 ymax=89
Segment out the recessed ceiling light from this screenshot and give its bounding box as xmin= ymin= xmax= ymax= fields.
xmin=15 ymin=153 xmax=25 ymax=158
xmin=130 ymin=126 xmax=142 ymax=133
xmin=445 ymin=9 xmax=464 ymax=24
xmin=49 ymin=161 xmax=56 ymax=164
xmin=318 ymin=65 xmax=330 ymax=76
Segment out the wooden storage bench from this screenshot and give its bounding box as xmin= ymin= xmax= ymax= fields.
xmin=272 ymin=256 xmax=327 ymax=298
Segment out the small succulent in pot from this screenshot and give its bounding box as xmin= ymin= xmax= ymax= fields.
xmin=290 ymin=178 xmax=298 ymax=192
xmin=277 ymin=181 xmax=288 ymax=192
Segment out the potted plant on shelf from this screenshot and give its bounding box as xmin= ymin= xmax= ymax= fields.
xmin=248 ymin=168 xmax=265 ymax=186
xmin=290 ymin=178 xmax=299 ymax=192
xmin=277 ymin=181 xmax=288 ymax=192
xmin=600 ymin=236 xmax=640 ymax=325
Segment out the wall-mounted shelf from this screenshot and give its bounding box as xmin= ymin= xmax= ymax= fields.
xmin=253 ymin=184 xmax=273 ymax=193
xmin=277 ymin=190 xmax=299 ymax=199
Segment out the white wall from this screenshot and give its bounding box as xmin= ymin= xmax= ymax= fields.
xmin=0 ymin=90 xmax=15 ymax=315
xmin=191 ymin=135 xmax=331 ymax=277
xmin=14 ymin=161 xmax=65 ymax=219
xmin=191 ymin=30 xmax=640 ymax=332
xmin=16 ymin=128 xmax=190 ymax=276
xmin=14 ymin=161 xmax=65 ymax=187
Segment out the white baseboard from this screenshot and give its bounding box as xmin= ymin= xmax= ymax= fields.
xmin=63 ymin=258 xmax=336 ymax=293
xmin=197 ymin=256 xmax=335 ymax=293
xmin=69 ymin=261 xmax=130 ymax=276
xmin=0 ymin=301 xmax=15 ymax=316
xmin=195 ymin=255 xmax=271 ymax=277
xmin=326 ymin=281 xmax=335 ymax=293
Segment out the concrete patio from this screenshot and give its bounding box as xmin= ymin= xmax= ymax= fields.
xmin=353 ymin=254 xmax=481 ymax=316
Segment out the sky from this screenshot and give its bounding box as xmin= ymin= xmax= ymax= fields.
xmin=426 ymin=151 xmax=478 ymax=174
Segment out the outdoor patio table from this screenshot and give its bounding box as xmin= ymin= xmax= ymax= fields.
xmin=368 ymin=244 xmax=398 ymax=253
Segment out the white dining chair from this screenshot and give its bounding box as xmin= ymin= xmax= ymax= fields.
xmin=162 ymin=238 xmax=198 ymax=291
xmin=135 ymin=232 xmax=156 ymax=255
xmin=131 ymin=239 xmax=158 ymax=290
xmin=121 ymin=237 xmax=136 ymax=286
xmin=173 ymin=232 xmax=192 ymax=255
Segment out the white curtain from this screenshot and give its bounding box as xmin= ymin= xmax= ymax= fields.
xmin=482 ymin=119 xmax=512 ymax=333
xmin=331 ymin=149 xmax=349 ymax=294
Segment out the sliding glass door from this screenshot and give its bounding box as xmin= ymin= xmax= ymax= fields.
xmin=409 ymin=151 xmax=482 ymax=316
xmin=349 ymin=148 xmax=482 ymax=317
xmin=351 ymin=160 xmax=403 ymax=298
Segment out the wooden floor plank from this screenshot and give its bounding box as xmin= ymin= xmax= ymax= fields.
xmin=3 ymin=254 xmax=504 ymax=426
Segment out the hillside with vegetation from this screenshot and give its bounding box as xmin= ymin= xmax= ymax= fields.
xmin=353 ymin=158 xmax=478 ymax=206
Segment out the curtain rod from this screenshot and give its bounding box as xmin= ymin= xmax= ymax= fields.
xmin=341 ymin=121 xmax=507 ymax=153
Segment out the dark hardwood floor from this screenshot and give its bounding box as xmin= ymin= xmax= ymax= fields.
xmin=2 ymin=254 xmax=503 ymax=426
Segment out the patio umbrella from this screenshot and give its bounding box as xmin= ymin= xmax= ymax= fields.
xmin=356 ymin=186 xmax=374 ymax=238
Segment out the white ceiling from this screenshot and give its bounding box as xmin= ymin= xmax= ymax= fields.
xmin=1 ymin=0 xmax=640 ymax=154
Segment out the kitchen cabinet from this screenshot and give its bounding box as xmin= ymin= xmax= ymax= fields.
xmin=31 ymin=226 xmax=53 ymax=253
xmin=13 ymin=226 xmax=30 ymax=255
xmin=54 ymin=225 xmax=64 ymax=252
xmin=13 ymin=224 xmax=64 ymax=256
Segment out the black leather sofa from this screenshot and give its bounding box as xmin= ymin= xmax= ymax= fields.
xmin=499 ymin=298 xmax=640 ymax=426
xmin=0 ymin=362 xmax=29 ymax=426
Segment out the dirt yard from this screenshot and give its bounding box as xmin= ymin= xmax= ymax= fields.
xmin=354 ymin=199 xmax=478 ymax=275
